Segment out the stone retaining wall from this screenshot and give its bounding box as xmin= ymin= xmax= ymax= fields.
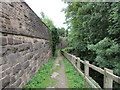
xmin=0 ymin=1 xmax=52 ymax=89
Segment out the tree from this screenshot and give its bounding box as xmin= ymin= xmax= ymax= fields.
xmin=57 ymin=27 xmax=66 ymax=37
xmin=63 ymin=2 xmax=120 ymax=77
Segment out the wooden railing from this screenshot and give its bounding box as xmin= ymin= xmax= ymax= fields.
xmin=61 ymin=51 xmax=120 ymax=89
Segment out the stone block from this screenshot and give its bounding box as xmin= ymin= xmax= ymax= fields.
xmin=18 ymin=70 xmax=24 ymax=77
xmin=33 ymin=42 xmax=41 ymax=50
xmin=15 ymin=78 xmax=22 ymax=87
xmin=24 ymin=53 xmax=33 ymax=61
xmin=7 ymin=53 xmax=17 ymax=67
xmin=31 ymin=67 xmax=36 ymax=73
xmin=0 ymin=71 xmax=5 ymax=79
xmin=29 ymin=61 xmax=35 ymax=68
xmin=28 ymin=42 xmax=33 ymax=52
xmin=13 ymin=38 xmax=22 ymax=45
xmin=26 ymin=67 xmax=31 ymax=74
xmin=17 ymin=55 xmax=24 ymax=63
xmin=8 ymin=36 xmax=13 ymax=45
xmin=19 ymin=50 xmax=28 ymax=57
xmin=1 ymin=46 xmax=16 ymax=56
xmin=12 ymin=46 xmax=18 ymax=53
xmin=22 ymin=61 xmax=29 ymax=69
xmin=18 ymin=43 xmax=30 ymax=52
xmin=10 ymin=83 xmax=16 ymax=88
xmin=0 ymin=57 xmax=2 ymax=66
xmin=0 ymin=46 xmax=7 ymax=56
xmin=2 ymin=64 xmax=8 ymax=71
xmin=38 ymin=60 xmax=42 ymax=66
xmin=13 ymin=64 xmax=21 ymax=75
xmin=21 ymin=74 xmax=27 ymax=84
xmin=1 ymin=37 xmax=7 ymax=46
xmin=1 ymin=56 xmax=7 ymax=65
xmin=19 ymin=82 xmax=25 ymax=88
xmin=34 ymin=39 xmax=38 ymax=43
xmin=1 ymin=76 xmax=10 ymax=88
xmin=10 ymin=75 xmax=16 ymax=84
xmin=33 ymin=53 xmax=40 ymax=60
xmin=4 ymin=68 xmax=11 ymax=76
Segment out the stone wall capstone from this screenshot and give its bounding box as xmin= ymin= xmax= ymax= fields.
xmin=0 ymin=1 xmax=52 ymax=89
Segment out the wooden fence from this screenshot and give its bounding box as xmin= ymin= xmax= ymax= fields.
xmin=61 ymin=51 xmax=120 ymax=89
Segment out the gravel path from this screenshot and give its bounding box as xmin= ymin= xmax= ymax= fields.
xmin=55 ymin=60 xmax=68 ymax=88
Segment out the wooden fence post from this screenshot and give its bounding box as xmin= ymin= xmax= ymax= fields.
xmin=67 ymin=54 xmax=70 ymax=61
xmin=72 ymin=55 xmax=75 ymax=65
xmin=84 ymin=60 xmax=89 ymax=76
xmin=75 ymin=58 xmax=77 ymax=66
xmin=104 ymin=68 xmax=113 ymax=89
xmin=70 ymin=55 xmax=72 ymax=62
xmin=77 ymin=58 xmax=81 ymax=71
xmin=84 ymin=60 xmax=89 ymax=87
xmin=73 ymin=55 xmax=75 ymax=64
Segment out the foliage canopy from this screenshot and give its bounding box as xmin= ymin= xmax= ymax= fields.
xmin=63 ymin=2 xmax=120 ymax=77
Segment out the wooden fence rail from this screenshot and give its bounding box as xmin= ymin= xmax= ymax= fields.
xmin=61 ymin=50 xmax=120 ymax=89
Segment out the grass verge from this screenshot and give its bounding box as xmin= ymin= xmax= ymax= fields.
xmin=63 ymin=58 xmax=85 ymax=88
xmin=63 ymin=57 xmax=92 ymax=89
xmin=23 ymin=57 xmax=57 ymax=88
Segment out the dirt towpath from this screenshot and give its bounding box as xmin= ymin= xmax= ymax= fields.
xmin=48 ymin=51 xmax=68 ymax=88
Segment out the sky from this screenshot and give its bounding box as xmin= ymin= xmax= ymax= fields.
xmin=24 ymin=0 xmax=68 ymax=29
